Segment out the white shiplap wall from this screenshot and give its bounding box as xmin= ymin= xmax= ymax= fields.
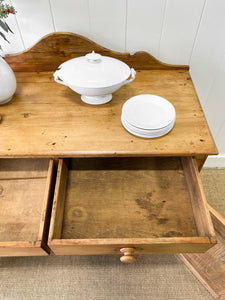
xmin=158 ymin=0 xmax=205 ymax=65
xmin=126 ymin=0 xmax=166 ymax=57
xmin=189 ymin=0 xmax=225 ymax=167
xmin=50 ymin=0 xmax=90 ymax=36
xmin=11 ymin=0 xmax=54 ymax=49
xmin=2 ymin=0 xmax=225 ymax=167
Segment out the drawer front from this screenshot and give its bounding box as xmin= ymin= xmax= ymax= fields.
xmin=0 ymin=242 xmax=48 ymax=257
xmin=48 ymin=157 xmax=216 ymax=260
xmin=49 ymin=237 xmax=214 ymax=256
xmin=0 ymin=158 xmax=56 ymax=257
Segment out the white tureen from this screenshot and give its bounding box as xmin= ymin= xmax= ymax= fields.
xmin=53 ymin=51 xmax=136 ymax=105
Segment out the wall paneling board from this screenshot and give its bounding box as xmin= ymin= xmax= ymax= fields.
xmin=11 ymin=0 xmax=55 ymax=49
xmin=126 ymin=0 xmax=166 ymax=57
xmin=88 ymin=0 xmax=126 ymax=52
xmin=50 ymin=0 xmax=90 ymax=38
xmin=159 ymin=0 xmax=205 ymax=65
xmin=190 ymin=0 xmax=225 ymax=106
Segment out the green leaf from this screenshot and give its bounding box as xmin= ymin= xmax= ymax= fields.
xmin=0 ymin=20 xmax=9 ymax=33
xmin=5 ymin=22 xmax=13 ymax=34
xmin=0 ymin=31 xmax=9 ymax=43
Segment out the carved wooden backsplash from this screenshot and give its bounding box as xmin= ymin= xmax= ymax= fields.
xmin=5 ymin=32 xmax=189 ymax=72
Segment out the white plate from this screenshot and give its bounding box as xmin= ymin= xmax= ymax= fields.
xmin=121 ymin=115 xmax=175 ymax=138
xmin=122 ymin=120 xmax=174 ymax=137
xmin=121 ymin=113 xmax=175 ymax=133
xmin=122 ymin=94 xmax=176 ymax=130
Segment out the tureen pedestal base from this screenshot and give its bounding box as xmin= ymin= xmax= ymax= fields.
xmin=81 ymin=94 xmax=112 ymax=105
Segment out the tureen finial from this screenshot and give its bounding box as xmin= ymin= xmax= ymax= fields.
xmin=86 ymin=51 xmax=101 ymax=63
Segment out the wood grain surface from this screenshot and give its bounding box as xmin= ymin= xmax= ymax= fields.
xmin=181 ymin=157 xmax=215 ymax=239
xmin=62 ymin=157 xmax=197 ymax=239
xmin=49 ymin=236 xmax=214 ymax=256
xmin=0 ymin=178 xmax=46 ymax=241
xmin=0 ymin=158 xmax=53 ymax=256
xmin=49 ymin=159 xmax=68 ymax=240
xmin=1 ymin=32 xmax=217 ymax=159
xmin=0 ymin=70 xmax=217 ymax=158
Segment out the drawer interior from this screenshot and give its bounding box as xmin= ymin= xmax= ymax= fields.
xmin=62 ymin=157 xmax=196 ymax=239
xmin=0 ymin=158 xmax=51 ymax=243
xmin=49 ymin=157 xmax=215 ymax=251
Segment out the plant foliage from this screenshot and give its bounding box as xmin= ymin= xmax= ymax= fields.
xmin=0 ymin=0 xmax=16 ymax=50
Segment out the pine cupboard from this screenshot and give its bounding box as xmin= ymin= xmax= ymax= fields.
xmin=1 ymin=33 xmax=218 ymax=262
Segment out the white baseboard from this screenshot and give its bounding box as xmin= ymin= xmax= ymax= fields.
xmin=203 ymin=154 xmax=225 ymax=169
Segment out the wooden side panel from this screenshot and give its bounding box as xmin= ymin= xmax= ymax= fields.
xmin=181 ymin=157 xmax=216 ymax=240
xmin=48 ymin=159 xmax=68 ymax=240
xmin=195 ymin=155 xmax=208 ymax=171
xmin=38 ymin=159 xmax=58 ymax=254
xmin=5 ymin=32 xmax=189 ymax=72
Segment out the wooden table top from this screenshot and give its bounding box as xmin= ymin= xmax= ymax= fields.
xmin=0 ymin=69 xmax=217 ymax=158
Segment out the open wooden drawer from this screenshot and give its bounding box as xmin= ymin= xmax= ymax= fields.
xmin=0 ymin=158 xmax=55 ymax=256
xmin=48 ymin=156 xmax=216 ymax=262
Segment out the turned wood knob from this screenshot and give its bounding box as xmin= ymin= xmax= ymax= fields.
xmin=120 ymin=247 xmax=136 ymax=263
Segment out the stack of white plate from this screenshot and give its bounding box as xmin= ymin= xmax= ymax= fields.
xmin=121 ymin=94 xmax=176 ymax=138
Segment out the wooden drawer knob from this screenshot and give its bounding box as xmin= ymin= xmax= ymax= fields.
xmin=120 ymin=247 xmax=136 ymax=263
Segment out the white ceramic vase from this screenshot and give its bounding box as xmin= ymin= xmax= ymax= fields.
xmin=0 ymin=55 xmax=17 ymax=105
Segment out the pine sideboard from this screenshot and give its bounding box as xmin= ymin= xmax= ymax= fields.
xmin=0 ymin=32 xmax=218 ymax=263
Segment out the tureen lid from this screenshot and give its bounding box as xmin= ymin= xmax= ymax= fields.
xmin=56 ymin=51 xmax=132 ymax=88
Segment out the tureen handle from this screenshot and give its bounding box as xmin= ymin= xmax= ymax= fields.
xmin=53 ymin=71 xmax=68 ymax=87
xmin=122 ymin=68 xmax=136 ymax=86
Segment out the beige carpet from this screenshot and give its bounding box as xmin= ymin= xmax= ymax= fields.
xmin=0 ymin=169 xmax=224 ymax=300
xmin=200 ymin=169 xmax=225 ymax=218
